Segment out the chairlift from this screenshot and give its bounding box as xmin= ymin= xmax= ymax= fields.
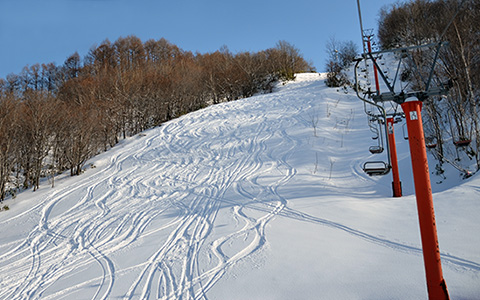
xmin=354 ymin=59 xmax=394 ymax=178
xmin=369 ymin=145 xmax=384 ymax=154
xmin=453 ymin=139 xmax=471 ymax=147
xmin=425 ymin=137 xmax=437 ymax=149
xmin=363 ymin=161 xmax=391 ymax=176
xmin=368 ymin=118 xmax=381 ymax=141
xmin=366 ymin=113 xmax=387 ymax=154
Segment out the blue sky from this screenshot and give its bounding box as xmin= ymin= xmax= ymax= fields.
xmin=0 ymin=0 xmax=399 ymax=79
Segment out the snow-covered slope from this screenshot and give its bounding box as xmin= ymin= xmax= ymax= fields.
xmin=0 ymin=73 xmax=479 ymax=299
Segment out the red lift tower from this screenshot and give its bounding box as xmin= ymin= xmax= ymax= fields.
xmin=354 ymin=41 xmax=451 ymax=300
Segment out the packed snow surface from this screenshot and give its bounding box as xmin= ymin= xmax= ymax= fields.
xmin=0 ymin=73 xmax=479 ymax=299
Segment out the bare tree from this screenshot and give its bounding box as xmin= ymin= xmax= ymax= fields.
xmin=0 ymin=92 xmax=18 ymax=200
xmin=379 ymin=0 xmax=480 ymax=171
xmin=325 ymin=37 xmax=356 ymax=87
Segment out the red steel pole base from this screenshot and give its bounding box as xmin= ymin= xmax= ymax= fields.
xmin=387 ymin=117 xmax=402 ymax=197
xmin=401 ymin=100 xmax=449 ymax=300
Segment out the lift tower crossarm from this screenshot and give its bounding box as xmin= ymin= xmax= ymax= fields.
xmin=361 ymin=42 xmax=448 ymax=57
xmin=360 ymin=42 xmax=450 ymax=104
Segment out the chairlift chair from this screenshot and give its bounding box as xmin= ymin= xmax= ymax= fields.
xmin=453 ymin=139 xmax=471 ymax=147
xmin=369 ymin=145 xmax=384 ymax=154
xmin=393 ymin=113 xmax=405 ymax=124
xmin=368 ymin=116 xmax=379 ymax=133
xmin=367 ymin=117 xmax=384 ymax=147
xmin=425 ymin=136 xmax=437 ymax=149
xmin=363 ymin=161 xmax=391 ymax=176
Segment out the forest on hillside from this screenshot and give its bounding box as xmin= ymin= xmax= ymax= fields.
xmin=0 ymin=37 xmax=312 ymax=200
xmin=378 ymin=0 xmax=479 ymax=175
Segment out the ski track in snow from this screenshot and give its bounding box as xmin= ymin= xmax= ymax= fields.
xmin=0 ymin=77 xmax=308 ymax=300
xmin=0 ymin=74 xmax=478 ymax=299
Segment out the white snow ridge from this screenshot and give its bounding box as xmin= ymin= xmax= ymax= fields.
xmin=0 ymin=73 xmax=479 ymax=299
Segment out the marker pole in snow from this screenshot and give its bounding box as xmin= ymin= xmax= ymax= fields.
xmin=386 ymin=118 xmax=402 ymax=197
xmin=401 ymin=100 xmax=449 ymax=300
